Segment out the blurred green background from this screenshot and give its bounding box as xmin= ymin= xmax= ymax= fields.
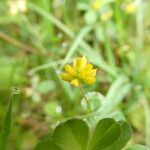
xmin=0 ymin=0 xmax=150 ymax=149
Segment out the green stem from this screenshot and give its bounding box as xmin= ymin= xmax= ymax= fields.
xmin=134 ymin=2 xmax=144 ymax=82
xmin=79 ymin=84 xmax=92 ymax=113
xmin=102 ymin=23 xmax=116 ymax=67
xmin=141 ymin=96 xmax=150 ymax=148
xmin=79 ymin=85 xmax=89 ymax=104
xmin=114 ymin=1 xmax=125 ymax=46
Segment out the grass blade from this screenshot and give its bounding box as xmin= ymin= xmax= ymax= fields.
xmin=60 ymin=26 xmax=92 ymax=69
xmin=28 ymin=2 xmax=74 ymax=38
xmin=141 ymin=96 xmax=150 ymax=148
xmin=0 ymin=95 xmax=13 ymax=150
xmin=95 ymin=76 xmax=131 ymax=118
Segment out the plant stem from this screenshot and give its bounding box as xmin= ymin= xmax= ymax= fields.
xmin=0 ymin=31 xmax=39 ymax=54
xmin=80 ymin=85 xmax=92 ymax=112
xmin=79 ymin=85 xmax=89 ymax=104
xmin=102 ymin=22 xmax=115 ymax=67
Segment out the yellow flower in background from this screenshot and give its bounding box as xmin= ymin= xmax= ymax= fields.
xmin=91 ymin=0 xmax=102 ymax=11
xmin=7 ymin=0 xmax=27 ymax=15
xmin=61 ymin=56 xmax=97 ymax=87
xmin=124 ymin=2 xmax=136 ymax=14
xmin=101 ymin=11 xmax=113 ymax=22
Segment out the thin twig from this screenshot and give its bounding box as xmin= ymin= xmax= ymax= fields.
xmin=0 ymin=31 xmax=40 ymax=54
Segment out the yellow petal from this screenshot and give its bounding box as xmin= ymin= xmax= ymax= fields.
xmin=64 ymin=64 xmax=75 ymax=75
xmin=79 ymin=69 xmax=86 ymax=78
xmin=86 ymin=63 xmax=93 ymax=70
xmin=85 ymin=77 xmax=96 ymax=84
xmin=61 ymin=73 xmax=73 ymax=82
xmin=86 ymin=69 xmax=97 ymax=76
xmin=73 ymin=56 xmax=87 ymax=70
xmin=70 ymin=79 xmax=80 ymax=87
xmin=91 ymin=0 xmax=102 ymax=11
xmin=125 ymin=3 xmax=136 ymax=14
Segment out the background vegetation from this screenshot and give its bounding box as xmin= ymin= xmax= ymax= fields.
xmin=0 ymin=0 xmax=150 ymax=149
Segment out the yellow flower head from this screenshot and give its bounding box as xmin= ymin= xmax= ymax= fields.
xmin=61 ymin=56 xmax=97 ymax=87
xmin=124 ymin=2 xmax=136 ymax=14
xmin=7 ymin=0 xmax=27 ymax=15
xmin=91 ymin=0 xmax=102 ymax=11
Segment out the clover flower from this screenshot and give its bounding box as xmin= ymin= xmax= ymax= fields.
xmin=91 ymin=0 xmax=102 ymax=11
xmin=7 ymin=0 xmax=27 ymax=15
xmin=61 ymin=56 xmax=97 ymax=87
xmin=124 ymin=2 xmax=136 ymax=14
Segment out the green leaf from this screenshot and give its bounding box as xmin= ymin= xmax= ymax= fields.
xmin=53 ymin=119 xmax=89 ymax=150
xmin=126 ymin=145 xmax=149 ymax=150
xmin=81 ymin=92 xmax=104 ymax=112
xmin=96 ymin=76 xmax=131 ymax=118
xmin=0 ymin=96 xmax=12 ymax=150
xmin=88 ymin=118 xmax=121 ymax=150
xmin=60 ymin=26 xmax=92 ymax=69
xmin=35 ymin=139 xmax=61 ymax=150
xmin=35 ymin=118 xmax=131 ymax=150
xmin=105 ymin=121 xmax=131 ymax=150
xmin=84 ymin=10 xmax=97 ymax=24
xmin=44 ymin=101 xmax=62 ymax=118
xmin=77 ymin=2 xmax=89 ymax=10
xmin=37 ymin=80 xmax=55 ymax=94
xmin=108 ymin=111 xmax=126 ymax=121
xmin=95 ymin=24 xmax=105 ymax=42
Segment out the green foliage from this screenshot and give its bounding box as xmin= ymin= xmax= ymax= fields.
xmin=53 ymin=119 xmax=89 ymax=150
xmin=35 ymin=139 xmax=61 ymax=150
xmin=126 ymin=145 xmax=150 ymax=150
xmin=44 ymin=101 xmax=61 ymax=118
xmin=0 ymin=96 xmax=12 ymax=150
xmin=36 ymin=80 xmax=55 ymax=94
xmin=0 ymin=0 xmax=150 ymax=149
xmin=81 ymin=92 xmax=103 ymax=112
xmin=84 ymin=10 xmax=97 ymax=24
xmin=105 ymin=121 xmax=131 ymax=150
xmin=35 ymin=118 xmax=131 ymax=150
xmin=88 ymin=118 xmax=121 ymax=150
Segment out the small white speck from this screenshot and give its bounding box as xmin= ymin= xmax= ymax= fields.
xmin=62 ymin=42 xmax=67 ymax=48
xmin=57 ymin=33 xmax=63 ymax=38
xmin=56 ymin=106 xmax=62 ymax=113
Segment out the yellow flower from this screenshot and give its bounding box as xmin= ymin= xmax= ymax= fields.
xmin=101 ymin=11 xmax=113 ymax=22
xmin=124 ymin=2 xmax=136 ymax=14
xmin=91 ymin=0 xmax=102 ymax=11
xmin=61 ymin=56 xmax=97 ymax=87
xmin=7 ymin=0 xmax=27 ymax=15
